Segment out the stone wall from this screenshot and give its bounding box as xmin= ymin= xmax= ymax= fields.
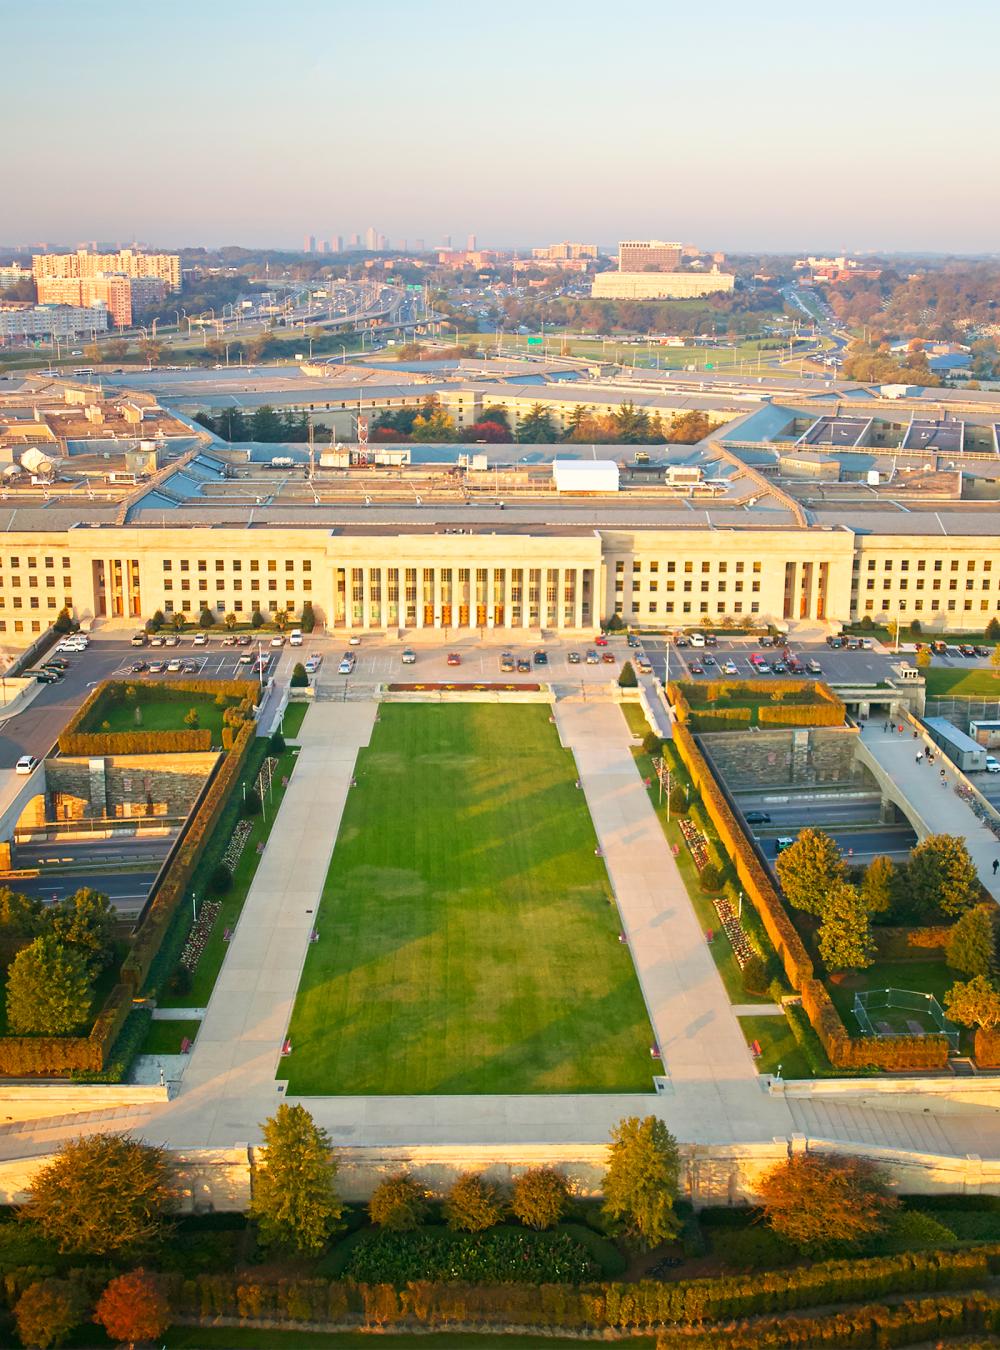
xmin=0 ymin=1135 xmax=997 ymax=1211
xmin=43 ymin=753 xmax=219 ymax=821
xmin=701 ymin=727 xmax=872 ymax=790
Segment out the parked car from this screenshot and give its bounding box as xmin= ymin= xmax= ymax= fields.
xmin=164 ymin=634 xmax=179 ymax=647
xmin=986 ymin=757 xmax=1000 ymax=774
xmin=237 ymin=635 xmax=252 ymax=647
xmin=221 ymin=636 xmax=236 ymax=647
xmin=401 ymin=648 xmax=416 ymax=664
xmin=182 ymin=660 xmax=199 ymax=673
xmin=585 ymin=649 xmax=600 ymax=664
xmin=192 ymin=633 xmax=208 ymax=646
xmin=130 ymin=633 xmax=147 ymax=647
xmin=689 ymin=663 xmax=704 ymax=675
xmin=130 ymin=661 xmax=148 ymax=673
xmin=745 ymin=810 xmax=771 ymax=825
xmin=533 ymin=650 xmax=548 ymax=665
xmin=567 ymin=651 xmax=581 ymax=664
xmin=636 ymin=656 xmax=652 ymax=673
xmin=237 ymin=653 xmax=254 ymax=666
xmin=626 ymin=634 xmax=639 ymax=648
xmin=45 ymin=658 xmax=69 ymax=670
xmin=517 ymin=657 xmax=531 ymax=672
xmin=149 ymin=635 xmax=164 ymax=647
xmin=148 ymin=661 xmax=166 ymax=673
xmin=500 ymin=652 xmax=515 ymax=672
xmin=166 ymin=658 xmax=182 ymax=673
xmin=595 ymin=634 xmax=609 ymax=647
xmin=15 ymin=755 xmax=38 ymax=775
xmin=601 ymin=651 xmax=616 ymax=664
xmin=703 ymin=654 xmax=716 ymax=666
xmin=338 ymin=658 xmax=353 ymax=675
xmin=723 ymin=661 xmax=739 ymax=675
xmin=446 ymin=652 xmax=461 ymax=666
xmin=288 ymin=629 xmax=303 ymax=646
xmin=270 ymin=636 xmax=285 ymax=648
xmin=349 ymin=635 xmax=361 ymax=646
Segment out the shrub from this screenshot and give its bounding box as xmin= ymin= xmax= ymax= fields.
xmin=300 ymin=601 xmax=315 ymax=633
xmin=443 ymin=1172 xmax=506 ymax=1233
xmin=94 ymin=1268 xmax=171 ymax=1345
xmin=368 ymin=1174 xmax=429 ymax=1232
xmin=758 ymin=1154 xmax=899 ymax=1255
xmin=711 ymin=1225 xmax=798 ymax=1270
xmin=975 ymin=1028 xmax=1000 ymax=1067
xmin=269 ymin=729 xmax=286 ymax=754
xmin=290 ymin=662 xmax=309 ymax=688
xmin=251 ymin=609 xmax=266 ymax=628
xmin=669 ymin=783 xmax=688 ymax=816
xmin=618 ymin=661 xmax=638 ymax=688
xmin=741 ymin=953 xmax=770 ymax=997
xmin=14 ymin=1278 xmax=84 ymax=1349
xmin=642 ymin=730 xmax=662 ymax=756
xmin=209 ymin=862 xmax=232 ymax=895
xmin=699 ymin=861 xmax=723 ymax=893
xmin=243 ymin=786 xmax=262 ymax=817
xmin=344 ymin=1226 xmax=596 ymax=1286
xmin=511 ymin=1167 xmax=570 ymax=1231
xmin=946 ymin=904 xmax=996 ymax=977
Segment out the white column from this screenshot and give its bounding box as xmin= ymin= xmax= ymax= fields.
xmin=433 ymin=566 xmax=441 ymax=627
xmin=503 ymin=566 xmax=512 ymax=631
xmin=557 ymin=567 xmax=566 ymax=630
xmin=361 ymin=567 xmax=370 ymax=629
xmin=574 ymin=567 xmax=583 ymax=630
xmin=486 ymin=566 xmax=495 ymax=628
xmin=378 ymin=566 xmax=387 ymax=630
xmin=416 ymin=566 xmax=424 ymax=628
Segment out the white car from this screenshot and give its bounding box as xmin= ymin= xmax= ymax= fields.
xmin=349 ymin=635 xmax=361 ymax=646
xmin=986 ymin=756 xmax=1000 ymax=774
xmin=401 ymin=648 xmax=416 ymax=664
xmin=166 ymin=658 xmax=182 ymax=673
xmin=15 ymin=754 xmax=38 ymax=775
xmin=193 ymin=633 xmax=208 ymax=646
xmin=270 ymin=636 xmax=285 ymax=648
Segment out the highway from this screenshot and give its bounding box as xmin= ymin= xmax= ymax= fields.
xmin=15 ymin=868 xmax=158 ymax=911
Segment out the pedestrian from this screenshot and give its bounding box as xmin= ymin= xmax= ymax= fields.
xmin=993 ymin=859 xmax=999 ymax=876
xmin=916 ymin=752 xmax=923 ymax=763
xmin=899 ymin=724 xmax=904 ymax=734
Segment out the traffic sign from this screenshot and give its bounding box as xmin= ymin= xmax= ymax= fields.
xmin=527 ymin=337 xmax=543 ymax=346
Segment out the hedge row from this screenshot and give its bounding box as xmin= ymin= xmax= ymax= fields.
xmin=757 ymin=702 xmax=845 ymax=727
xmin=168 ymin=1248 xmax=990 ymax=1331
xmin=121 ymin=717 xmax=256 ymax=992
xmin=0 ymin=982 xmax=131 ymax=1077
xmin=59 ymin=729 xmax=211 ymax=755
xmin=800 ymin=978 xmax=950 ymax=1071
xmin=671 ymin=723 xmax=814 ymax=987
xmin=873 ymin=926 xmax=950 ymax=959
xmin=976 ymin=1029 xmax=1000 ymax=1068
xmin=670 ymin=678 xmax=845 ymax=725
xmin=57 ymin=677 xmax=259 ymax=754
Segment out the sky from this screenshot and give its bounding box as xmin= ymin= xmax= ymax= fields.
xmin=4 ymin=0 xmax=999 ymax=254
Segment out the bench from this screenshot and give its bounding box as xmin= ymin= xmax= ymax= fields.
xmin=281 ymin=1037 xmax=292 ymax=1056
xmin=223 ymin=928 xmax=233 ymax=943
xmin=751 ymin=1040 xmax=762 ymax=1059
xmin=180 ymin=1037 xmax=191 ymax=1054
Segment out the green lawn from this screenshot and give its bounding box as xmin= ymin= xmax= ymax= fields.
xmin=827 ymin=960 xmax=955 ymax=1033
xmin=924 ymin=668 xmax=1000 ymax=698
xmin=138 ymin=1018 xmax=201 ymax=1055
xmin=282 ymin=705 xmax=654 ymax=1094
xmin=281 ymin=700 xmax=310 ymax=739
xmin=157 ymin=747 xmax=300 ymax=1007
xmin=739 ymin=1014 xmax=811 ymax=1079
xmin=84 ymin=688 xmax=226 ymax=738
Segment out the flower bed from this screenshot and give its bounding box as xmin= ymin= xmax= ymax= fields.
xmin=679 ymin=816 xmax=710 ymax=871
xmin=714 ymin=896 xmax=754 ymax=968
xmin=220 ymin=820 xmax=253 ymax=872
xmin=180 ymin=900 xmax=222 ymax=972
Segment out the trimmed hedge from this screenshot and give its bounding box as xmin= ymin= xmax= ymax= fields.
xmin=121 ymin=717 xmax=256 ymax=992
xmin=58 ymin=678 xmax=259 ymax=755
xmin=167 ymin=1247 xmax=991 ymax=1331
xmin=873 ymin=926 xmax=950 ymax=960
xmin=672 ymin=723 xmax=814 ymax=988
xmin=975 ymin=1029 xmax=1000 ymax=1068
xmin=0 ymin=982 xmax=131 ymax=1077
xmin=669 ymin=678 xmax=845 ymax=729
xmin=800 ymin=978 xmax=950 ymax=1072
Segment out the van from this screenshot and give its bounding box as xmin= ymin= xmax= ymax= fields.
xmin=689 ymin=633 xmax=706 ymax=647
xmin=288 ymin=629 xmax=303 ymax=647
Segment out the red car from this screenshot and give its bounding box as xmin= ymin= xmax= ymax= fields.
xmin=446 ymin=652 xmax=461 ymax=666
xmin=595 ymin=634 xmax=609 ymax=647
xmin=601 ymin=651 xmax=616 ymax=664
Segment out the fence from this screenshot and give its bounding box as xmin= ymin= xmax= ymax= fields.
xmin=927 ymin=696 xmax=1000 ymax=725
xmin=853 ymin=987 xmax=960 ymax=1051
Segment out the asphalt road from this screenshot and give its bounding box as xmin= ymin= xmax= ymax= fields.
xmin=15 ymin=869 xmax=158 ymax=911
xmin=760 ymin=827 xmax=917 ymax=862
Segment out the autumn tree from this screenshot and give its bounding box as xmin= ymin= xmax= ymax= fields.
xmin=250 ymin=1104 xmax=345 ymax=1254
xmin=818 ymin=881 xmax=875 ymax=971
xmin=775 ymin=828 xmax=846 ymax=916
xmin=5 ymin=935 xmax=94 ymax=1035
xmin=14 ymin=1279 xmax=83 ymax=1350
xmin=861 ymin=855 xmax=897 ymax=917
xmin=946 ymin=904 xmax=996 ymax=978
xmin=758 ymin=1154 xmax=898 ymax=1254
xmin=50 ymin=887 xmax=116 ymax=971
xmin=20 ymin=1133 xmax=175 ymax=1256
xmin=602 ymin=1115 xmax=681 ymax=1249
xmin=908 ymin=834 xmax=980 ymax=918
xmin=0 ymin=885 xmax=43 ymax=938
xmin=94 ymin=1269 xmax=171 ymax=1347
xmin=511 ymin=1167 xmax=570 ymax=1230
xmin=368 ymin=1174 xmax=429 ymax=1232
xmin=944 ymin=976 xmax=1000 ymax=1031
xmin=442 ymin=1171 xmax=505 ymax=1232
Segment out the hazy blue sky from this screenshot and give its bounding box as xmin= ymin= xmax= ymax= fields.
xmin=5 ymin=0 xmax=998 ymax=253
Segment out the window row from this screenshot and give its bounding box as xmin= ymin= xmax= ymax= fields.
xmin=162 ymin=559 xmax=312 ymax=573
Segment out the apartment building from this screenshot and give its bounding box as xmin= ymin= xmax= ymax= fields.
xmin=618 ymin=239 xmax=684 ymax=272
xmin=35 ymin=275 xmax=166 ymax=328
xmin=0 ymin=304 xmax=109 ymax=341
xmin=31 ymin=249 xmax=181 ymax=292
xmin=531 ymin=242 xmax=599 ymax=261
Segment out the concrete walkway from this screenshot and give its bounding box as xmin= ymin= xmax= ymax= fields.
xmin=859 ymin=723 xmax=1000 ymax=903
xmin=554 ymin=699 xmax=787 ymax=1144
xmin=156 ymin=703 xmax=378 ymax=1147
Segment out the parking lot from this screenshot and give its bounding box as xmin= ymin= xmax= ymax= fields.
xmin=651 ymin=634 xmax=911 ymax=687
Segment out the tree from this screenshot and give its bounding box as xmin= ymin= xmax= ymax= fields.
xmin=946 ymin=904 xmax=996 ymax=978
xmin=758 ymin=1154 xmax=898 ymax=1254
xmin=300 ymin=600 xmax=315 ymax=633
xmin=986 ymin=617 xmax=1000 ymax=641
xmin=210 ymin=862 xmax=232 ymax=895
xmin=94 ymin=1269 xmax=171 ymax=1348
xmin=250 ymin=405 xmax=285 ymax=441
xmin=860 ymin=855 xmax=897 ymax=916
xmin=290 ymin=661 xmax=308 ymax=687
xmin=273 ymin=608 xmax=289 ymax=631
xmin=602 ymin=1115 xmax=681 ymax=1249
xmin=467 ymin=419 xmax=512 ymax=442
xmin=511 ymin=1167 xmax=569 ymax=1230
xmin=944 ymin=975 xmax=1000 ymax=1031
xmin=0 ymin=885 xmax=43 ymax=938
xmin=517 ymin=403 xmax=558 ymax=443
xmin=251 ymin=609 xmax=266 ymax=629
xmin=199 ymin=605 xmax=214 ymax=629
xmin=184 ymin=707 xmax=200 ymax=727
xmin=50 ymin=887 xmax=116 ymax=971
xmin=443 ymin=1172 xmax=505 ymax=1232
xmin=699 ymin=862 xmax=722 ymax=893
xmin=147 ymin=609 xmax=165 ymax=632
xmin=368 ymin=1174 xmax=429 ymax=1232
xmin=818 ymin=880 xmax=874 ymax=971
xmin=775 ymin=828 xmax=846 ymax=916
xmin=741 ymin=952 xmax=770 ymax=997
xmin=251 ymin=1104 xmax=345 ymax=1254
xmin=20 ymin=1133 xmax=175 ymax=1256
xmin=171 ymin=610 xmax=186 ymax=631
xmin=618 ymin=660 xmax=638 ymax=688
xmin=908 ymin=834 xmax=980 ymax=918
xmin=6 ymin=935 xmax=94 ymax=1035
xmin=481 ymin=404 xmax=511 ymax=431
xmin=269 ymin=729 xmax=286 ymax=754
xmin=14 ymin=1279 xmax=83 ymax=1350
xmin=992 ymin=645 xmax=1000 ymax=680
xmin=52 ymin=607 xmax=75 ymax=634
xmin=916 ymin=646 xmax=931 ymax=670
xmin=224 ymin=611 xmax=238 ymax=631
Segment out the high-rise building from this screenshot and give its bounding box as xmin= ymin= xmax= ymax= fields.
xmin=349 ymin=233 xmax=361 ymax=248
xmin=32 ymin=248 xmax=181 ymax=292
xmin=332 ymin=236 xmax=343 ymax=254
xmin=466 ymin=233 xmax=477 ymax=251
xmin=532 ymin=242 xmax=598 ymax=261
xmin=415 ymin=239 xmax=425 ymax=252
xmin=364 ymin=226 xmax=378 ymax=252
xmin=617 ymin=239 xmax=684 ymax=272
xmin=303 ymin=235 xmax=316 ymax=254
xmin=317 ymin=239 xmax=328 ymax=254
xmin=35 ymin=274 xmax=166 ymax=327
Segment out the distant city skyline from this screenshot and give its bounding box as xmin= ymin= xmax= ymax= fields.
xmin=5 ymin=0 xmax=998 ymax=253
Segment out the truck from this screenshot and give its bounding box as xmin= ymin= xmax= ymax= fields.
xmin=270 ymin=456 xmax=294 ymax=468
